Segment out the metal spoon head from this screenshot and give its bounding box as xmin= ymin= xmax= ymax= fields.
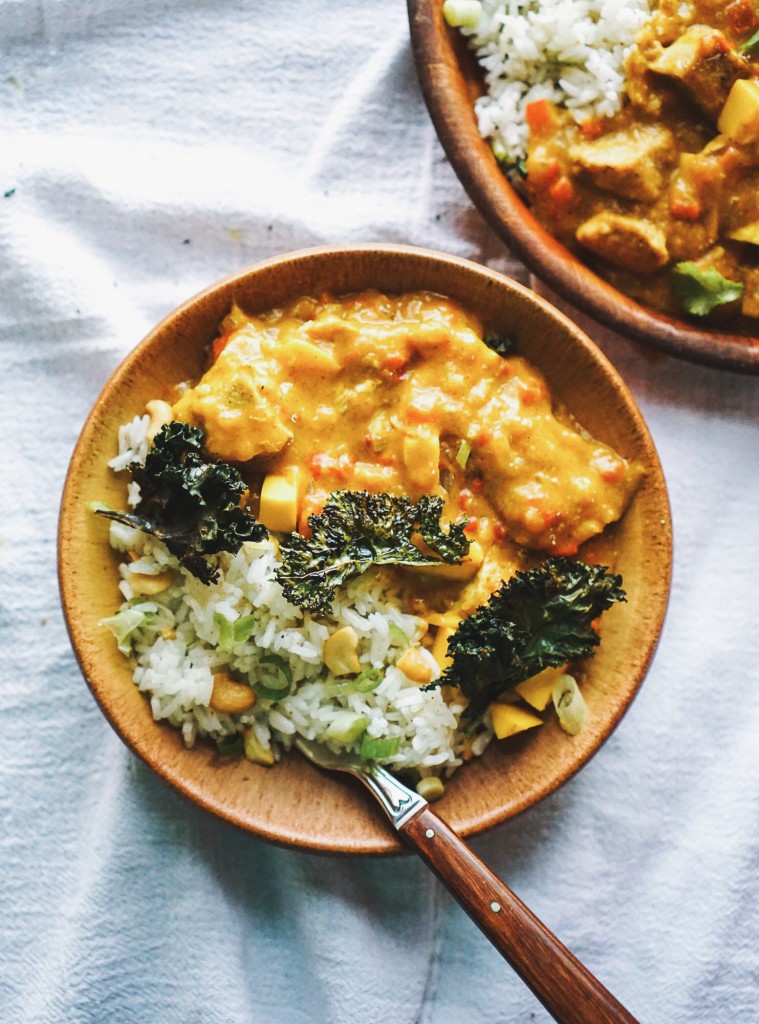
xmin=293 ymin=737 xmax=366 ymax=776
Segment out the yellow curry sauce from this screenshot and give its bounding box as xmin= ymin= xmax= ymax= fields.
xmin=524 ymin=0 xmax=759 ymax=323
xmin=171 ymin=290 xmax=642 ymax=620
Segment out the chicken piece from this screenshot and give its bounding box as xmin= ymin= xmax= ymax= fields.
xmin=576 ymin=213 xmax=669 ymax=275
xmin=569 ymin=124 xmax=674 ymax=201
xmin=172 ymin=330 xmax=293 ymax=463
xmin=666 ymin=150 xmax=722 ymax=260
xmin=649 ymin=25 xmax=751 ymax=120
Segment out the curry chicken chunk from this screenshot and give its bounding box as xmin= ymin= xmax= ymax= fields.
xmin=172 ymin=290 xmax=642 ymax=614
xmin=524 ymin=0 xmax=759 ymax=325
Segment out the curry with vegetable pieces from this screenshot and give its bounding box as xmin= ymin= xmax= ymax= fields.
xmin=167 ymin=290 xmax=641 ymax=616
xmin=524 ymin=0 xmax=759 ymax=324
xmin=99 ymin=290 xmax=641 ymax=751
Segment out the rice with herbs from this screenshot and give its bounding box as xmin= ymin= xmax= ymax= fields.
xmin=101 ymin=414 xmax=492 ymax=775
xmin=448 ymin=0 xmax=653 ymax=162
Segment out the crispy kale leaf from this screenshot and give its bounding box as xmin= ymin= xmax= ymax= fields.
xmin=97 ymin=422 xmax=268 ymax=584
xmin=276 ymin=490 xmax=470 ymax=613
xmin=426 ymin=557 xmax=625 ymax=726
xmin=671 ymin=262 xmax=744 ymax=317
xmin=484 ymin=331 xmax=515 ymax=356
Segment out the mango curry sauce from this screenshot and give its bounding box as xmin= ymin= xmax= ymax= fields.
xmin=166 ymin=291 xmax=642 ymax=630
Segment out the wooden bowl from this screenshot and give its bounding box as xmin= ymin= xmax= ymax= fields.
xmin=408 ymin=0 xmax=759 ymax=375
xmin=58 ymin=244 xmax=671 ymax=854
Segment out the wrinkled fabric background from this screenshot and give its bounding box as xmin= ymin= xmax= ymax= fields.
xmin=2 ymin=2 xmax=759 ymax=1022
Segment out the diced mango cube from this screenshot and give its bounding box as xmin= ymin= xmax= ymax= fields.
xmin=259 ymin=470 xmax=300 ymax=533
xmin=403 ymin=431 xmax=441 ymax=493
xmin=243 ymin=727 xmax=275 ymax=766
xmin=323 ymin=626 xmax=361 ymax=677
xmin=396 ymin=647 xmax=436 ymax=685
xmin=718 ymin=79 xmax=759 ymax=145
xmin=490 ymin=703 xmax=543 ymax=740
xmin=515 ymin=664 xmax=569 ymax=711
xmin=729 ymin=222 xmax=759 ymax=245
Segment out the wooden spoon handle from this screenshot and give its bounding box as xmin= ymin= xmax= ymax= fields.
xmin=400 ymin=806 xmax=639 ymax=1024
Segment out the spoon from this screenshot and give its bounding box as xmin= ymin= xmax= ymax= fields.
xmin=296 ymin=737 xmax=639 ymax=1024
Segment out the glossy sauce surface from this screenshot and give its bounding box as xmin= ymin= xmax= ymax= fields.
xmin=173 ymin=290 xmax=642 ymax=614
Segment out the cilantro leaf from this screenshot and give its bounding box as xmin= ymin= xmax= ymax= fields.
xmin=425 ymin=557 xmax=625 ymax=726
xmin=671 ymin=262 xmax=744 ymax=317
xmin=276 ymin=490 xmax=470 ymax=613
xmin=740 ymin=27 xmax=759 ymax=54
xmin=97 ymin=422 xmax=268 ymax=584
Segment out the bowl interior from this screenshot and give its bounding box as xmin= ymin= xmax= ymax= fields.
xmin=407 ymin=0 xmax=759 ymax=374
xmin=59 ymin=244 xmax=672 ymax=854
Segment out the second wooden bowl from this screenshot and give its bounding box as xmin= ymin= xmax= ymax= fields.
xmin=408 ymin=0 xmax=759 ymax=374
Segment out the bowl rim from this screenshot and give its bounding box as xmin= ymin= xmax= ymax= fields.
xmin=407 ymin=0 xmax=759 ymax=375
xmin=58 ymin=242 xmax=672 ymax=854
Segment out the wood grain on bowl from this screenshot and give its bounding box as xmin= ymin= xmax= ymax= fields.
xmin=58 ymin=244 xmax=672 ymax=854
xmin=407 ymin=0 xmax=759 ymax=374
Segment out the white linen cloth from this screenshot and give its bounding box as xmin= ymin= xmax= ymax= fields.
xmin=2 ymin=2 xmax=759 ymax=1022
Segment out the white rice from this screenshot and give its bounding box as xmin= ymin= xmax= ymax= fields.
xmin=101 ymin=416 xmax=492 ymax=775
xmin=455 ymin=0 xmax=653 ymax=161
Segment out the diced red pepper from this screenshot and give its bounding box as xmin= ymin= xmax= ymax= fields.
xmin=580 ymin=118 xmax=604 ymax=141
xmin=212 ymin=332 xmax=233 ymax=362
xmin=525 ymin=99 xmax=561 ymax=135
xmin=727 ymin=0 xmax=758 ymax=37
xmin=669 ymin=194 xmax=702 ymax=221
xmin=383 ymin=351 xmax=408 ymax=372
xmin=533 ymin=158 xmax=561 ymax=189
xmin=493 ymin=521 xmax=508 ymax=542
xmin=520 ymin=385 xmax=543 ymax=406
xmin=548 ymin=176 xmax=576 ymax=208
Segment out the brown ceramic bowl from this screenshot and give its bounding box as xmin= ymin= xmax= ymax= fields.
xmin=59 ymin=244 xmax=671 ymax=854
xmin=407 ymin=0 xmax=759 ymax=375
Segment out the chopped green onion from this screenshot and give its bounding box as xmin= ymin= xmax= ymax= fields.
xmin=359 ymin=734 xmax=401 ymax=760
xmin=232 ymin=615 xmax=256 ymax=644
xmin=492 ymin=140 xmax=508 ymax=164
xmin=455 ymin=439 xmax=471 ymax=469
xmin=216 ymin=733 xmax=244 ymax=757
xmin=99 ymin=607 xmax=149 ymax=654
xmin=552 ymin=674 xmax=587 ymax=736
xmin=388 ymin=623 xmax=409 ymax=646
xmin=325 ymin=711 xmax=370 ymax=745
xmin=740 ymin=27 xmax=759 ymax=54
xmin=214 ymin=612 xmax=256 ymax=648
xmin=253 ymin=653 xmax=294 ymax=702
xmin=322 ymin=681 xmax=354 ymax=698
xmin=514 ymin=155 xmax=528 ymax=179
xmin=213 ymin=611 xmax=234 ymax=648
xmin=354 ymin=667 xmax=384 ymax=693
xmin=442 ymin=0 xmax=482 ymax=29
